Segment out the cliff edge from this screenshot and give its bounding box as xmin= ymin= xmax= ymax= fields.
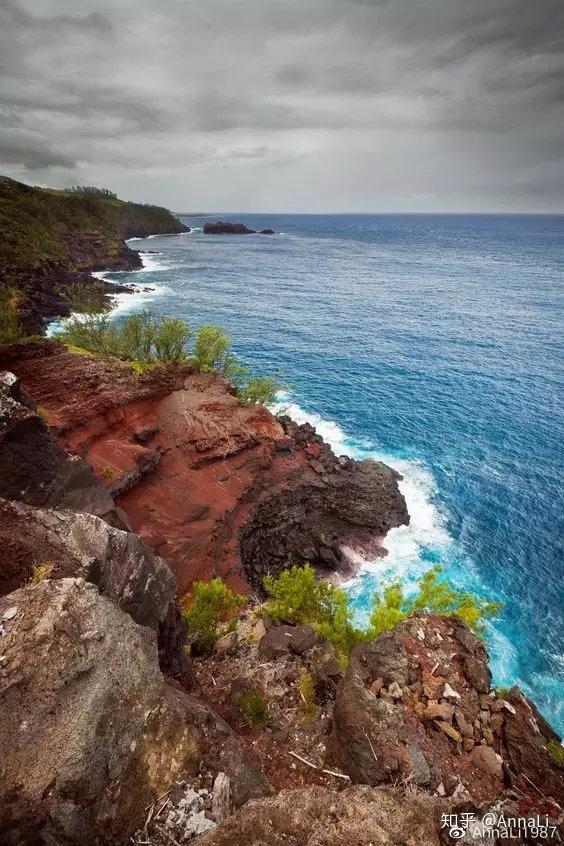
xmin=0 ymin=176 xmax=188 ymax=333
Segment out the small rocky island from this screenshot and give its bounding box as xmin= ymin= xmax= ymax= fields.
xmin=204 ymin=220 xmax=276 ymax=235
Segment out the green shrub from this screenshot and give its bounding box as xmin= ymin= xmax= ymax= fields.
xmin=237 ymin=376 xmax=279 ymax=407
xmin=236 ymin=689 xmax=269 ymax=727
xmin=59 ymin=281 xmax=110 ymax=315
xmin=369 ymin=566 xmax=503 ymax=638
xmin=184 ymin=578 xmax=245 ymax=654
xmin=154 ymin=318 xmax=191 ymax=362
xmin=297 ymin=670 xmax=319 ymax=722
xmin=0 ymin=288 xmax=24 ymax=344
xmin=263 ymin=564 xmax=502 ymax=660
xmin=263 ymin=564 xmax=364 ymax=660
xmin=547 ymin=739 xmax=564 ymax=767
xmin=193 ymin=325 xmax=232 ymax=373
xmin=60 ymin=311 xmax=190 ymax=364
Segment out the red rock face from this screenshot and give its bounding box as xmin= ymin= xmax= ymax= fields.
xmin=1 ymin=341 xmax=408 ymax=598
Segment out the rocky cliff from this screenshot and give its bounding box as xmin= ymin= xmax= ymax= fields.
xmin=0 ymin=176 xmax=188 ymax=333
xmin=0 ymin=339 xmax=408 ymax=596
xmin=0 ymin=341 xmax=562 ymax=845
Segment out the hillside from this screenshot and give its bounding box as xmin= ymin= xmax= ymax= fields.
xmin=0 ymin=177 xmax=188 ymax=333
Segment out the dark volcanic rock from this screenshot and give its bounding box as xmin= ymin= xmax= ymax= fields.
xmin=259 ymin=228 xmax=276 ymax=235
xmin=0 ymin=370 xmax=127 ymax=528
xmin=239 ymin=418 xmax=409 ymax=593
xmin=204 ymin=220 xmax=257 ymax=234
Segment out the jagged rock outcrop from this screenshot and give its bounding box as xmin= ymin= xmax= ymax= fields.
xmin=0 ymin=370 xmax=128 ymax=529
xmin=0 ymin=497 xmax=192 ymax=682
xmin=1 ymin=342 xmax=409 ymax=596
xmin=330 ymin=614 xmax=564 ymax=809
xmin=239 ymin=420 xmax=408 ymax=592
xmin=0 ymin=579 xmax=269 ymax=845
xmin=193 ymin=784 xmax=441 ymax=845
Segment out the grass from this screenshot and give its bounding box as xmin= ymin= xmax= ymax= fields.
xmin=547 ymin=740 xmax=564 ymax=767
xmin=236 ymin=689 xmax=269 ymax=727
xmin=30 ymin=563 xmax=54 ymax=584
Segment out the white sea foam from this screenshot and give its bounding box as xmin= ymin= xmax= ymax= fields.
xmin=46 ymin=252 xmax=173 ymax=336
xmin=272 ymin=391 xmax=452 ymax=587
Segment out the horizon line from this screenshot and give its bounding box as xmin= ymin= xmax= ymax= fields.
xmin=173 ymin=210 xmax=564 ymax=217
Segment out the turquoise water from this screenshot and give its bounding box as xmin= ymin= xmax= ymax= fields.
xmin=60 ymin=214 xmax=564 ymax=732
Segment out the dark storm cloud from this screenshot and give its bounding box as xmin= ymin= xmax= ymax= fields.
xmin=0 ymin=0 xmax=562 ymax=210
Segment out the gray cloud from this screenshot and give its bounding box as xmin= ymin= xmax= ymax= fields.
xmin=0 ymin=0 xmax=562 ymax=210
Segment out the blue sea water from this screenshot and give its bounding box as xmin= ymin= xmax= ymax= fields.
xmin=57 ymin=213 xmax=564 ymax=732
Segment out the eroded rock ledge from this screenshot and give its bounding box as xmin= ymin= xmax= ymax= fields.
xmin=0 ymin=340 xmax=409 ymax=596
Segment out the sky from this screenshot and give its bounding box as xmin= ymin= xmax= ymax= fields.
xmin=0 ymin=0 xmax=563 ymax=212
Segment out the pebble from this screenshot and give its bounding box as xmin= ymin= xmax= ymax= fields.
xmin=387 ymin=681 xmax=403 ymax=699
xmin=2 ymin=607 xmax=17 ymax=621
xmin=0 ymin=655 xmax=7 ymax=667
xmin=443 ymin=683 xmax=461 ymax=700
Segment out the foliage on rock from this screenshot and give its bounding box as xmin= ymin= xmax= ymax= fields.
xmin=369 ymin=565 xmax=503 ymax=637
xmin=235 ymin=689 xmax=269 ymax=727
xmin=263 ymin=564 xmax=364 ymax=660
xmin=184 ymin=578 xmax=246 ymax=654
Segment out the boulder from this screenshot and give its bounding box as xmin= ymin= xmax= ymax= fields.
xmin=330 ymin=616 xmax=506 ymax=801
xmin=0 ymin=498 xmax=192 ymax=683
xmin=258 ymin=625 xmax=296 ymax=659
xmin=259 ymin=228 xmax=275 ymax=235
xmin=203 ymin=221 xmax=256 ymax=235
xmin=0 ymin=371 xmax=127 ymax=529
xmin=194 ymin=784 xmax=441 ymax=846
xmin=0 ymin=579 xmax=269 ymax=844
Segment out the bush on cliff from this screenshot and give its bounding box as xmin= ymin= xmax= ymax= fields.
xmin=369 ymin=565 xmax=504 ymax=638
xmin=184 ymin=577 xmax=245 ymax=654
xmin=237 ymin=376 xmax=279 ymax=407
xmin=61 ymin=311 xmax=190 ymax=364
xmin=60 ymin=310 xmax=281 ymax=403
xmin=263 ymin=563 xmax=502 ymax=660
xmin=263 ymin=564 xmax=364 ymax=660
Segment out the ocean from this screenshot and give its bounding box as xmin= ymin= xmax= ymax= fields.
xmin=52 ymin=213 xmax=564 ymax=732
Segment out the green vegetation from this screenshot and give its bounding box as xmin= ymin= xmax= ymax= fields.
xmin=193 ymin=325 xmax=233 ymax=373
xmin=59 ymin=311 xmax=281 ymax=402
xmin=369 ymin=566 xmax=504 ymax=638
xmin=0 ymin=175 xmax=185 ymax=272
xmin=297 ymin=670 xmax=319 ymax=722
xmin=60 ymin=311 xmax=191 ymax=364
xmin=59 ymin=281 xmax=110 ymax=315
xmin=29 ymin=562 xmax=54 ymax=584
xmin=263 ymin=564 xmax=364 ymax=660
xmin=237 ymin=376 xmax=279 ymax=407
xmin=547 ymin=739 xmax=564 ymax=767
xmin=235 ymin=689 xmax=269 ymax=727
xmin=183 ymin=578 xmax=245 ymax=654
xmin=263 ymin=563 xmax=502 ymax=660
xmin=68 ymin=186 xmax=117 ymax=198
xmin=0 ymin=288 xmax=24 ymax=344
